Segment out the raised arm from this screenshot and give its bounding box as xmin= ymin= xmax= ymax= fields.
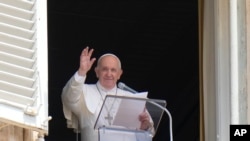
xmin=78 ymin=47 xmax=96 ymax=76
xmin=62 ymin=47 xmax=96 ymax=103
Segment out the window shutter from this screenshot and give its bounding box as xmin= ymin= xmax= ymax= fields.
xmin=0 ymin=0 xmax=49 ymax=137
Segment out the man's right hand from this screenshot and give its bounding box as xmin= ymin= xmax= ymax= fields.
xmin=78 ymin=47 xmax=96 ymax=76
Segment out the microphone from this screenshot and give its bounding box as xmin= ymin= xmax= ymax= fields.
xmin=118 ymin=82 xmax=138 ymax=94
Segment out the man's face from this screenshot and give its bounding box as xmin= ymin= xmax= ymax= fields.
xmin=95 ymin=55 xmax=123 ymax=90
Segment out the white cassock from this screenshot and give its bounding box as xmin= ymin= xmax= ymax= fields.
xmin=61 ymin=72 xmax=134 ymax=141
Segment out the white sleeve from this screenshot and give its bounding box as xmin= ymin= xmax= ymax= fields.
xmin=61 ymin=71 xmax=86 ymax=132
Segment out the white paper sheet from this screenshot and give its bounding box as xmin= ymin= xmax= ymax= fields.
xmin=113 ymin=92 xmax=148 ymax=129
